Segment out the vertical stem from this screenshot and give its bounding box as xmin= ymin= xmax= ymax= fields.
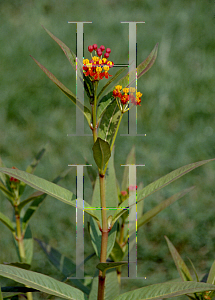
xmin=97 ymin=174 xmax=108 ymax=300
xmin=92 ymin=81 xmax=98 ymax=143
xmin=15 ymin=208 xmax=33 ymax=300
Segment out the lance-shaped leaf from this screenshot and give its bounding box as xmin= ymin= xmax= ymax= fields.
xmin=98 ymin=101 xmax=122 ymax=146
xmin=112 ymin=158 xmax=215 ymax=223
xmin=0 ymin=167 xmax=99 ymax=222
xmin=165 ymin=236 xmax=193 ymax=281
xmin=30 ymin=56 xmax=92 ymax=127
xmin=0 ymin=264 xmax=85 ymax=300
xmin=137 ymin=186 xmax=195 ymax=229
xmin=35 ymin=239 xmax=92 ymax=295
xmin=108 ymin=43 xmax=158 ymax=93
xmin=22 ymin=168 xmax=73 ymax=233
xmin=26 ymin=144 xmax=49 ymax=175
xmin=113 ymin=281 xmax=215 ymax=300
xmin=92 ymin=138 xmax=111 ymax=171
xmin=0 ymin=181 xmax=13 ymax=205
xmin=0 ymin=212 xmax=15 ymax=233
xmin=89 ymin=269 xmax=119 ymax=300
xmin=0 ymin=157 xmax=7 ymax=185
xmin=96 ymin=262 xmax=127 ymax=276
xmin=97 ymin=92 xmax=115 ymax=123
xmin=42 ymin=26 xmax=94 ymax=100
xmin=84 ymin=158 xmax=97 ymax=189
xmin=207 ymin=260 xmax=215 ymax=285
xmin=97 ymin=67 xmax=127 ymax=101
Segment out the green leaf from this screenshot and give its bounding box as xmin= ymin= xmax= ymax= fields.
xmin=0 ymin=157 xmax=7 ymax=185
xmin=187 ymin=257 xmax=199 ymax=282
xmin=113 ymin=158 xmax=215 ymax=223
xmin=0 ymin=167 xmax=99 ymax=222
xmin=113 ymin=281 xmax=215 ymax=300
xmin=84 ymin=158 xmax=97 ymax=189
xmin=22 ymin=168 xmax=73 ymax=233
xmin=26 ymin=144 xmax=49 ymax=174
xmin=97 ymin=92 xmax=115 ymax=123
xmin=98 ymin=101 xmax=121 ymax=146
xmin=0 ymin=181 xmax=14 ymax=205
xmin=89 ymin=269 xmax=119 ymax=300
xmin=96 ymin=261 xmax=127 ymax=275
xmin=137 ymin=187 xmax=195 ymax=229
xmin=42 ymin=26 xmax=77 ymax=72
xmin=18 ymin=190 xmax=44 ymax=212
xmin=30 ymin=55 xmax=92 ymax=127
xmin=23 ymin=226 xmax=33 ymax=265
xmin=97 ymin=67 xmax=127 ymax=101
xmin=90 ymin=218 xmax=117 ymax=259
xmin=0 ymin=212 xmax=15 ymax=233
xmin=113 ymin=43 xmax=158 ymax=90
xmin=165 ymin=236 xmax=193 ymax=281
xmin=35 ymin=239 xmax=91 ymax=295
xmin=207 ymin=260 xmax=215 ymax=284
xmin=109 ymin=241 xmax=125 ymax=262
xmin=92 ymin=138 xmax=111 ymax=171
xmin=121 ymin=146 xmax=136 ymax=191
xmin=0 ymin=264 xmax=85 ymax=300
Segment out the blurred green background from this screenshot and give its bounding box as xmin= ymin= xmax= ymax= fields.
xmin=0 ymin=0 xmax=215 ymax=298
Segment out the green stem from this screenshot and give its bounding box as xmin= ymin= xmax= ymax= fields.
xmin=92 ymin=81 xmax=98 ymax=143
xmin=97 ymin=174 xmax=108 ymax=300
xmin=15 ymin=207 xmax=33 ymax=300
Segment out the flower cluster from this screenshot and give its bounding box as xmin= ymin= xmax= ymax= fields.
xmin=83 ymin=44 xmax=114 ymax=81
xmin=113 ymin=85 xmax=142 ymax=111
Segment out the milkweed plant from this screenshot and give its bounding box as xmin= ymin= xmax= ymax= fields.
xmin=0 ymin=26 xmax=215 ymax=300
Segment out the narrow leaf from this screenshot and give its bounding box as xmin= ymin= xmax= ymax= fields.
xmin=4 ymin=263 xmax=31 ymax=270
xmin=92 ymin=138 xmax=111 ymax=171
xmin=0 ymin=264 xmax=85 ymax=300
xmin=35 ymin=239 xmax=90 ymax=295
xmin=109 ymin=241 xmax=125 ymax=262
xmin=42 ymin=26 xmax=77 ymax=72
xmin=207 ymin=260 xmax=215 ymax=284
xmin=111 ymin=43 xmax=158 ymax=92
xmin=0 ymin=157 xmax=7 ymax=185
xmin=137 ymin=187 xmax=195 ymax=229
xmin=187 ymin=257 xmax=199 ymax=282
xmin=113 ymin=158 xmax=215 ymax=222
xmin=0 ymin=181 xmax=14 ymax=204
xmin=113 ymin=281 xmax=215 ymax=300
xmin=84 ymin=158 xmax=97 ymax=189
xmin=18 ymin=191 xmax=44 ymax=212
xmin=0 ymin=167 xmax=99 ymax=222
xmin=97 ymin=92 xmax=115 ymax=122
xmin=22 ymin=167 xmax=73 ymax=232
xmin=30 ymin=56 xmax=92 ymax=126
xmin=90 ymin=218 xmax=117 ymax=259
xmin=0 ymin=212 xmax=15 ymax=233
xmin=98 ymin=101 xmax=121 ymax=146
xmin=26 ymin=144 xmax=49 ymax=174
xmin=165 ymin=236 xmax=193 ymax=281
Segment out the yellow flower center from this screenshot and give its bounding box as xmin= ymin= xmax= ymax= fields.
xmin=103 ymin=66 xmax=109 ymax=71
xmin=136 ymin=92 xmax=142 ymax=98
xmin=115 ymin=85 xmax=122 ymax=91
xmin=123 ymin=88 xmax=129 ymax=94
xmin=83 ymin=59 xmax=89 ymax=65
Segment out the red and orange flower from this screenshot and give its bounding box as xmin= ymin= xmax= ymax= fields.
xmin=112 ymin=85 xmax=142 ymax=111
xmin=83 ymin=44 xmax=114 ymax=81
